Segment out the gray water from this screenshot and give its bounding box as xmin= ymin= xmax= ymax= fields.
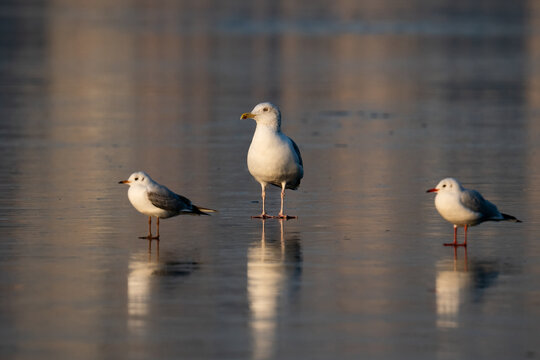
xmin=1 ymin=1 xmax=539 ymax=359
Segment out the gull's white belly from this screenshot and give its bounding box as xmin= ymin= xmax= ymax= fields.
xmin=248 ymin=143 xmax=300 ymax=185
xmin=128 ymin=186 xmax=169 ymax=218
xmin=435 ymin=194 xmax=481 ymax=226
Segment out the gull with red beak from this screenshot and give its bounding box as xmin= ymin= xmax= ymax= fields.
xmin=119 ymin=171 xmax=216 ymax=239
xmin=241 ymin=102 xmax=303 ymax=219
xmin=427 ymin=177 xmax=521 ymax=246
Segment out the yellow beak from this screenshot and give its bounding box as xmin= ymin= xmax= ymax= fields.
xmin=119 ymin=180 xmax=131 ymax=184
xmin=241 ymin=112 xmax=255 ymax=120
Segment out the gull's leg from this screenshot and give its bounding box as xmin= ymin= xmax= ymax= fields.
xmin=262 ymin=185 xmax=266 ymax=215
xmin=444 ymin=225 xmax=466 ymax=247
xmin=139 ymin=216 xmax=153 ymax=239
xmin=444 ymin=225 xmax=459 ymax=246
xmin=279 ymin=184 xmax=285 ymax=216
xmin=252 ymin=182 xmax=271 ymax=219
xmin=277 ymin=182 xmax=297 ymax=219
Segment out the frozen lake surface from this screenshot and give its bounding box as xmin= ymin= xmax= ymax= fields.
xmin=1 ymin=1 xmax=540 ymax=359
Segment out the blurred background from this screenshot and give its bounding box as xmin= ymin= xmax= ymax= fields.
xmin=0 ymin=1 xmax=539 ymax=359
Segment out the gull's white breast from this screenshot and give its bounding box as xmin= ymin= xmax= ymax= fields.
xmin=128 ymin=185 xmax=169 ymax=218
xmin=247 ymin=127 xmax=302 ymax=185
xmin=435 ymin=192 xmax=481 ymax=226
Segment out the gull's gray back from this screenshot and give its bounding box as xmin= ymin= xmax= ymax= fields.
xmin=147 ymin=185 xmax=193 ymax=215
xmin=460 ymin=189 xmax=501 ymax=220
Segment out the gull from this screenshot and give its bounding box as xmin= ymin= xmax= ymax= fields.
xmin=119 ymin=171 xmax=216 ymax=239
xmin=241 ymin=102 xmax=303 ymax=219
xmin=427 ymin=177 xmax=521 ymax=246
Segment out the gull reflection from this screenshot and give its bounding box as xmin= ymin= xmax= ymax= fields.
xmin=247 ymin=220 xmax=302 ymax=360
xmin=127 ymin=240 xmax=198 ymax=335
xmin=436 ymin=248 xmax=500 ymax=329
xmin=127 ymin=240 xmax=159 ymax=334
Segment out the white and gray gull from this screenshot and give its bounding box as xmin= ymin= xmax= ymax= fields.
xmin=119 ymin=171 xmax=216 ymax=239
xmin=241 ymin=102 xmax=303 ymax=219
xmin=427 ymin=177 xmax=520 ymax=246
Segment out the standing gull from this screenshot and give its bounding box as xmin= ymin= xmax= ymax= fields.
xmin=119 ymin=171 xmax=216 ymax=239
xmin=427 ymin=177 xmax=521 ymax=246
xmin=241 ymin=102 xmax=303 ymax=219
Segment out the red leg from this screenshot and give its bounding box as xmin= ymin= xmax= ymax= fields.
xmin=444 ymin=225 xmax=467 ymax=247
xmin=444 ymin=225 xmax=459 ymax=246
xmin=139 ymin=216 xmax=154 ymax=239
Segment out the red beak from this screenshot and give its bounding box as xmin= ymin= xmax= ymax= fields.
xmin=426 ymin=188 xmax=438 ymax=193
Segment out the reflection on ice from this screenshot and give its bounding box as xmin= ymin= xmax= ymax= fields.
xmin=436 ymin=249 xmax=471 ymax=329
xmin=436 ymin=249 xmax=500 ymax=329
xmin=127 ymin=240 xmax=160 ymax=334
xmin=127 ymin=240 xmax=198 ymax=334
xmin=247 ymin=220 xmax=302 ymax=360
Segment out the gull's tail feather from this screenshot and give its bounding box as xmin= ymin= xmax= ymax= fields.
xmin=502 ymin=213 xmax=522 ymax=223
xmin=193 ymin=205 xmax=218 ymax=216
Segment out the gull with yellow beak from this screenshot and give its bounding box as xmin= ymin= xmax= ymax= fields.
xmin=119 ymin=171 xmax=216 ymax=239
xmin=427 ymin=177 xmax=521 ymax=246
xmin=241 ymin=102 xmax=303 ymax=219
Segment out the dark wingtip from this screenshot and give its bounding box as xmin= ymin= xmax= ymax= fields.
xmin=193 ymin=205 xmax=217 ymax=216
xmin=502 ymin=213 xmax=522 ymax=223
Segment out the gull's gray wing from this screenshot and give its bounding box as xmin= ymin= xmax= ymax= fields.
xmin=282 ymin=136 xmax=303 ymax=190
xmin=460 ymin=189 xmax=501 ymax=219
xmin=147 ymin=186 xmax=193 ymax=213
xmin=289 ymin=137 xmax=303 ymax=168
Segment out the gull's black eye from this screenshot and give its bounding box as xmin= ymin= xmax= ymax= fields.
xmin=442 ymin=184 xmax=446 ymax=188
xmin=263 ymin=107 xmax=268 ymax=112
xmin=134 ymin=177 xmax=139 ymax=181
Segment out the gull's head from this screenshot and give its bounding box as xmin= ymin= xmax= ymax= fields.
xmin=426 ymin=177 xmax=463 ymax=194
xmin=241 ymin=102 xmax=281 ymax=129
xmin=119 ymin=171 xmax=153 ymax=186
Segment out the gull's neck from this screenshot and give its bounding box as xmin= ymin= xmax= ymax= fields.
xmin=256 ymin=121 xmax=281 ymax=133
